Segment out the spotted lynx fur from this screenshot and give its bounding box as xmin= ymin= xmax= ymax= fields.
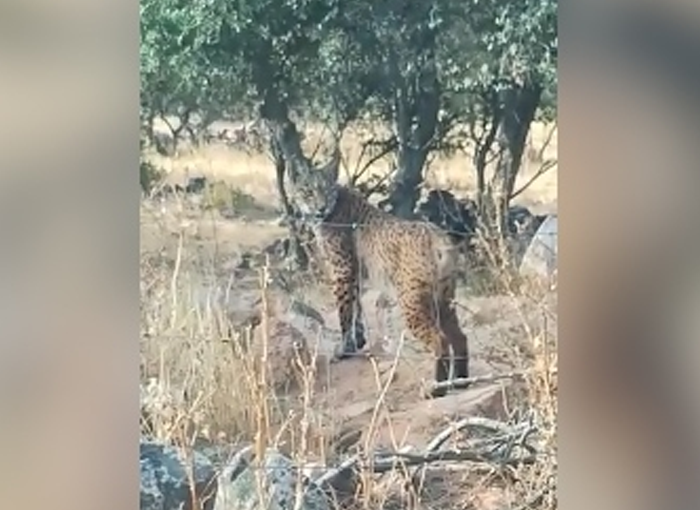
xmin=286 ymin=157 xmax=470 ymax=398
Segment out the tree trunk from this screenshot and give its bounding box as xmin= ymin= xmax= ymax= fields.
xmin=492 ymin=81 xmax=543 ymax=236
xmin=270 ymin=136 xmax=294 ymax=218
xmin=385 ymin=43 xmax=440 ymax=219
xmin=268 ymin=135 xmax=309 ymax=269
xmin=470 ymin=81 xmax=542 ymax=272
xmin=252 ymin=54 xmax=315 ymax=270
xmin=473 ymin=88 xmax=501 ymax=228
xmin=390 ymin=147 xmax=430 ymax=218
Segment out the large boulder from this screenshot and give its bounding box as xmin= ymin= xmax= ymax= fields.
xmin=214 ymin=447 xmax=331 ymax=510
xmin=140 ymin=438 xmax=217 ymax=510
xmin=519 ymin=214 xmax=558 ymax=283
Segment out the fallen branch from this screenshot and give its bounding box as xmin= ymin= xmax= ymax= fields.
xmin=430 ymin=370 xmax=527 ymax=391
xmin=429 ymin=367 xmax=559 ymax=393
xmin=425 ymin=416 xmax=529 ymax=453
xmin=369 ymin=448 xmax=537 ymax=473
xmin=316 ymin=415 xmax=539 ymax=491
xmin=315 ymin=454 xmax=361 ymax=488
xmin=316 ymin=445 xmax=537 ymax=492
xmin=408 ymin=414 xmax=538 ymax=487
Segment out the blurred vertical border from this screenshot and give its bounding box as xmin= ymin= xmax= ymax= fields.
xmin=0 ymin=0 xmax=140 ymax=509
xmin=561 ymin=1 xmax=700 ymax=509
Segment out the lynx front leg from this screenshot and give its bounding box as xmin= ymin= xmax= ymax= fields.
xmin=330 ymin=270 xmax=367 ymax=357
xmin=319 ymin=230 xmax=367 ymax=358
xmin=398 ymin=287 xmax=450 ymax=398
xmin=440 ymin=300 xmax=470 ymax=388
xmin=437 ymin=280 xmax=470 ymax=389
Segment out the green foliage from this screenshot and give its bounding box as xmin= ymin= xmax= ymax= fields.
xmin=140 ymin=0 xmax=556 ymax=126
xmin=139 ymin=0 xmax=557 ymax=213
xmin=140 ymin=0 xmax=347 ymax=129
xmin=437 ymin=0 xmax=557 ymax=120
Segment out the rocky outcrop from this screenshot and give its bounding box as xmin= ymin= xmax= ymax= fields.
xmin=140 ymin=440 xmax=333 ymax=510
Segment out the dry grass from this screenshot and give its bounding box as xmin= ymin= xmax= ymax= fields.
xmin=139 ymin=123 xmax=557 ymax=510
xmin=146 ymin=120 xmax=557 ymax=215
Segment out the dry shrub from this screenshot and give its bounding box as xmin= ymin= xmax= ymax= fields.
xmin=139 ymin=227 xmax=334 ymax=468
xmin=468 ymin=244 xmax=557 ymax=510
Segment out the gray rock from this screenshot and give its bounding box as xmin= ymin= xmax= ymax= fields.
xmin=140 ymin=438 xmax=217 ymax=510
xmin=519 ymin=214 xmax=558 ymax=281
xmin=214 ymin=447 xmax=330 ymax=510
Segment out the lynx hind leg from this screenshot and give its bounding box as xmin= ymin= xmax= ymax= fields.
xmin=398 ymin=287 xmax=451 ymax=398
xmin=438 ymin=278 xmax=470 ymax=381
xmin=440 ymin=300 xmax=470 ymax=388
xmin=431 ymin=337 xmax=452 ymax=398
xmin=323 ymin=246 xmax=367 ymax=358
xmin=315 ymin=230 xmax=365 ymax=359
xmin=336 ymin=288 xmax=367 ymax=358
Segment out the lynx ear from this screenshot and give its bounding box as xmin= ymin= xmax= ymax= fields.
xmin=319 ymin=147 xmax=340 ymax=183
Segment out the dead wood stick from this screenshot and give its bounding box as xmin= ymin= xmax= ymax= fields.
xmin=430 ymin=367 xmax=558 ymax=392
xmin=369 ymin=449 xmax=537 ymax=472
xmin=430 ymin=370 xmax=526 ymax=391
xmin=316 ymin=437 xmax=537 ymax=489
xmin=425 ymin=416 xmax=528 ymax=453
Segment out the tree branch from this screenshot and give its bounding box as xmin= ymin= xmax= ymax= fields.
xmin=350 ymin=138 xmax=398 ymax=186
xmin=429 ymin=369 xmax=533 ymax=392
xmin=509 ymin=159 xmax=557 ymax=201
xmin=369 ymin=448 xmax=538 ymax=473
xmin=535 ymin=122 xmax=557 ymax=163
xmin=315 ymin=411 xmax=541 ymax=492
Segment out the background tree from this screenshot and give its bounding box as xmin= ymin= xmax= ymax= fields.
xmin=139 ymin=0 xmax=557 ymax=245
xmin=446 ymin=0 xmax=557 ymax=238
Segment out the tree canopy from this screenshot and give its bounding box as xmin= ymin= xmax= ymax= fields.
xmin=140 ymin=0 xmax=557 ymax=226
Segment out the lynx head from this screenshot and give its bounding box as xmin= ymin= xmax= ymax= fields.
xmin=287 ymin=149 xmax=341 ymax=222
